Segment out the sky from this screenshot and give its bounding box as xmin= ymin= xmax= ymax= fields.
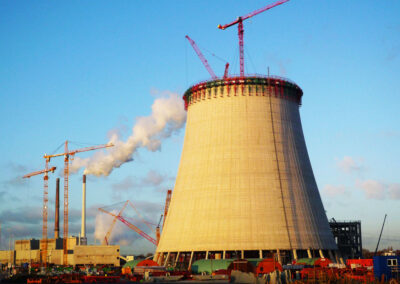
xmin=0 ymin=1 xmax=399 ymax=255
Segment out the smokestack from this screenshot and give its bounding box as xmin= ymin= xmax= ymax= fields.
xmin=81 ymin=175 xmax=86 ymax=239
xmin=55 ymin=178 xmax=60 ymax=239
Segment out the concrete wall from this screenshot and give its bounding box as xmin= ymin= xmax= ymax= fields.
xmin=156 ymin=78 xmax=336 ymax=257
xmin=73 ymin=245 xmax=120 ymax=266
xmin=0 ymin=250 xmax=15 ymax=265
xmin=15 ymin=250 xmax=40 ymax=264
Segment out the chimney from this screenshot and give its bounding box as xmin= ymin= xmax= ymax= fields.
xmin=81 ymin=175 xmax=86 ymax=239
xmin=55 ymin=178 xmax=60 ymax=239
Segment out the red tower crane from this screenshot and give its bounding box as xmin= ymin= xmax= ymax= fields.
xmin=43 ymin=141 xmax=113 ymax=265
xmin=186 ymin=35 xmax=218 ymax=80
xmin=218 ymin=0 xmax=289 ymax=77
xmin=23 ymin=166 xmax=57 ymax=266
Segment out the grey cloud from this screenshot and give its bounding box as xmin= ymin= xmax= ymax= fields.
xmin=112 ymin=176 xmax=136 ymax=192
xmin=388 ymin=183 xmax=400 ymax=200
xmin=0 ymin=206 xmax=42 ymax=225
xmin=141 ymin=170 xmax=166 ymax=187
xmin=337 ymin=156 xmax=364 ymax=174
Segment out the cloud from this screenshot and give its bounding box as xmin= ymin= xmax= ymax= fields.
xmin=0 ymin=206 xmax=42 ymax=225
xmin=388 ymin=183 xmax=400 ymax=200
xmin=6 ymin=162 xmax=29 ymax=173
xmin=0 ymin=162 xmax=33 ymax=189
xmin=141 ymin=170 xmax=166 ymax=187
xmin=5 ymin=224 xmax=42 ymax=240
xmin=354 ymin=180 xmax=400 ymax=200
xmin=112 ymin=176 xmax=136 ymax=192
xmin=337 ymin=156 xmax=363 ymax=174
xmin=323 ymin=184 xmax=346 ymax=197
xmin=0 ymin=191 xmax=8 ymax=202
xmin=356 ymin=179 xmax=386 ymax=200
xmin=378 ymin=130 xmax=400 ymax=138
xmin=110 ymin=170 xmax=170 ymax=199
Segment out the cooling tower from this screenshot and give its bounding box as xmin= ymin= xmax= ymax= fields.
xmin=155 ymin=76 xmax=337 ymax=266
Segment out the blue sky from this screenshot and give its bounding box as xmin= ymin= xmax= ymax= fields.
xmin=0 ymin=1 xmax=399 ymax=255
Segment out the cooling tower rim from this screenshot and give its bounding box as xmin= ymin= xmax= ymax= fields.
xmin=183 ymin=74 xmax=303 ymax=110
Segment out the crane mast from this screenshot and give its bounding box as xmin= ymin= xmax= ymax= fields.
xmin=218 ymin=0 xmax=289 ymax=77
xmin=23 ymin=166 xmax=56 ymax=266
xmin=63 ymin=141 xmax=69 ymax=266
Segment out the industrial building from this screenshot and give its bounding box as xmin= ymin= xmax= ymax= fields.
xmin=329 ymin=219 xmax=362 ymax=259
xmin=0 ymin=237 xmax=120 ymax=267
xmin=155 ymin=76 xmax=338 ymax=267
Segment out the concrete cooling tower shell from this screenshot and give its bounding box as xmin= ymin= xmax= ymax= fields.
xmin=155 ymin=76 xmax=337 ymax=266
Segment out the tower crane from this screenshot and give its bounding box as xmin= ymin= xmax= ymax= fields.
xmin=43 ymin=140 xmax=114 ymax=265
xmin=102 ymin=201 xmax=129 ymax=245
xmin=218 ymin=0 xmax=289 ymax=77
xmin=23 ymin=166 xmax=57 ymax=266
xmin=186 ymin=35 xmax=218 ymax=80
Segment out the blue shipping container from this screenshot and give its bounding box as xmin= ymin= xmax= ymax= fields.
xmin=373 ymin=255 xmax=400 ymax=281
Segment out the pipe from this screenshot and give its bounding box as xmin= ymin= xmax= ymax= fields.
xmin=81 ymin=175 xmax=86 ymax=239
xmin=55 ymin=178 xmax=60 ymax=239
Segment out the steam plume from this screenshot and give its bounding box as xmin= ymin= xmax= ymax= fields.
xmin=70 ymin=93 xmax=186 ymax=176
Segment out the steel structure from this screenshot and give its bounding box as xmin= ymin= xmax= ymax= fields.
xmin=43 ymin=141 xmax=113 ymax=265
xmin=329 ymin=219 xmax=362 ymax=259
xmin=218 ymin=0 xmax=289 ymax=77
xmin=23 ymin=166 xmax=56 ymax=266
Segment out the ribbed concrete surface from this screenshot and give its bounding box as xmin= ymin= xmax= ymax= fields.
xmin=157 ymin=79 xmax=336 ymax=253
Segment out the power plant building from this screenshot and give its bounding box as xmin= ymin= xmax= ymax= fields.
xmin=0 ymin=238 xmax=120 ymax=267
xmin=155 ymin=76 xmax=337 ymax=266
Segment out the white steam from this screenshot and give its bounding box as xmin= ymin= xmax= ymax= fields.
xmin=70 ymin=93 xmax=186 ymax=176
xmin=94 ymin=211 xmax=124 ymax=244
